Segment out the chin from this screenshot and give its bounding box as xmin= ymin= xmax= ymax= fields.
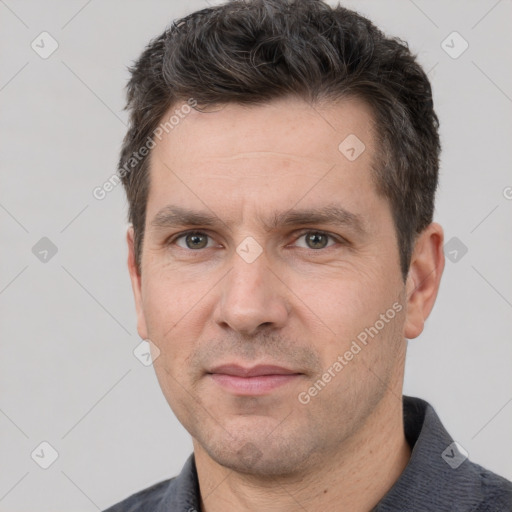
xmin=212 ymin=446 xmax=305 ymax=477
xmin=200 ymin=421 xmax=320 ymax=477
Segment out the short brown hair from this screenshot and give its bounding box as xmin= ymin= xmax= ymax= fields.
xmin=119 ymin=0 xmax=440 ymax=280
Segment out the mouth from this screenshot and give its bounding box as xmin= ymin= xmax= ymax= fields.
xmin=207 ymin=364 xmax=303 ymax=396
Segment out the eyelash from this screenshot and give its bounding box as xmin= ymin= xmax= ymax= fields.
xmin=167 ymin=230 xmax=346 ymax=251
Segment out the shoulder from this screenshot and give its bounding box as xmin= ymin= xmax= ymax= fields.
xmin=103 ymin=478 xmax=175 ymax=512
xmin=473 ymin=463 xmax=512 ymax=511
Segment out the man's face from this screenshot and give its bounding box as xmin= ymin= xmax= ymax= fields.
xmin=128 ymin=97 xmax=412 ymax=475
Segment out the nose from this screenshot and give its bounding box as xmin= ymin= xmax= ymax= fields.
xmin=213 ymin=250 xmax=290 ymax=337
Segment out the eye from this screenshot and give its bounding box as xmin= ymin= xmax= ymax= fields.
xmin=294 ymin=231 xmax=338 ymax=250
xmin=174 ymin=231 xmax=215 ymax=250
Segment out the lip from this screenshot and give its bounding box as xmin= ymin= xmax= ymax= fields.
xmin=209 ymin=364 xmax=299 ymax=377
xmin=207 ymin=364 xmax=302 ymax=395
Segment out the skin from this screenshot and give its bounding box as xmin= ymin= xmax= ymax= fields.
xmin=127 ymin=96 xmax=445 ymax=511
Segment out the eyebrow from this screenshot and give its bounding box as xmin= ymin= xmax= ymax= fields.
xmin=150 ymin=204 xmax=367 ymax=236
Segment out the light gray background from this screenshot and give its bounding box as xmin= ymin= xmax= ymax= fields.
xmin=1 ymin=0 xmax=511 ymax=510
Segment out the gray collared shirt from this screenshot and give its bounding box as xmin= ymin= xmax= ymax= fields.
xmin=104 ymin=396 xmax=512 ymax=511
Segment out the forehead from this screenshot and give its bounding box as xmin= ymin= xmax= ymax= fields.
xmin=153 ymin=96 xmax=376 ymax=169
xmin=146 ymin=96 xmax=384 ymax=230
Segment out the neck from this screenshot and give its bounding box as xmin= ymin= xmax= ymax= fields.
xmin=194 ymin=390 xmax=411 ymax=512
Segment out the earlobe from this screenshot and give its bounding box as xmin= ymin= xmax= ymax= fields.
xmin=403 ymin=223 xmax=445 ymax=340
xmin=127 ymin=226 xmax=148 ymax=340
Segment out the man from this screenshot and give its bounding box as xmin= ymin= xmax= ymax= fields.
xmin=105 ymin=0 xmax=512 ymax=510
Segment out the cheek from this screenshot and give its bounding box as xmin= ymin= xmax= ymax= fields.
xmin=298 ymin=269 xmax=388 ymax=331
xmin=291 ymin=265 xmax=404 ymax=371
xmin=140 ymin=275 xmax=206 ymax=360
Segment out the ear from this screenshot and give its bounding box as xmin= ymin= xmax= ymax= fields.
xmin=404 ymin=222 xmax=445 ymax=339
xmin=127 ymin=225 xmax=148 ymax=340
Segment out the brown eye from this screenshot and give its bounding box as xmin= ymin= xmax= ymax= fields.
xmin=175 ymin=231 xmax=212 ymax=250
xmin=186 ymin=233 xmax=208 ymax=249
xmin=302 ymin=232 xmax=331 ymax=249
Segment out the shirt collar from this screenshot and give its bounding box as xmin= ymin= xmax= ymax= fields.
xmin=157 ymin=453 xmax=201 ymax=511
xmin=374 ymin=396 xmax=484 ymax=511
xmin=159 ymin=396 xmax=485 ymax=512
